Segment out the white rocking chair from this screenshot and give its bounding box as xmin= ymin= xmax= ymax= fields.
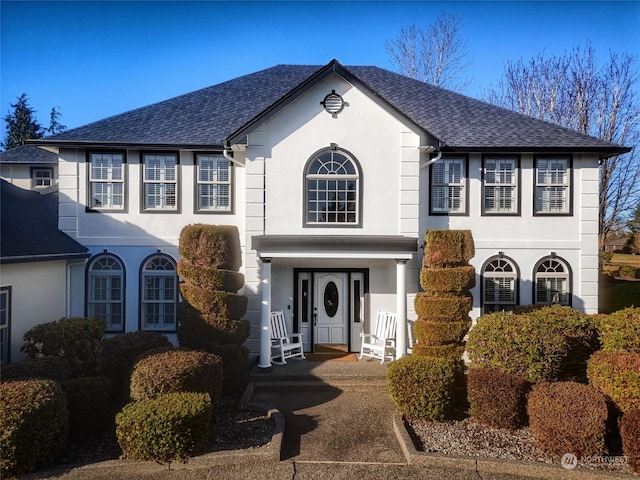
xmin=270 ymin=310 xmax=305 ymax=365
xmin=359 ymin=311 xmax=397 ymax=363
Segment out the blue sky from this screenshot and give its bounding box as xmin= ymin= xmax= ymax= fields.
xmin=1 ymin=1 xmax=639 ymax=133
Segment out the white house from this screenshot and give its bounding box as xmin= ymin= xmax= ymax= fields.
xmin=0 ymin=144 xmax=58 ymax=190
xmin=28 ymin=60 xmax=629 ymax=368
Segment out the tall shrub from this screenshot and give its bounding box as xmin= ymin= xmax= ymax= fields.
xmin=596 ymin=307 xmax=640 ymax=354
xmin=177 ymin=224 xmax=250 ymax=393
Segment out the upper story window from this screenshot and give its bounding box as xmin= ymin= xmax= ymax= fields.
xmin=483 ymin=156 xmax=519 ymax=215
xmin=31 ymin=167 xmax=53 ymax=189
xmin=143 ymin=153 xmax=178 ymax=211
xmin=140 ymin=253 xmax=177 ymax=331
xmin=431 ymin=157 xmax=467 ymax=214
xmin=482 ymin=255 xmax=518 ymax=313
xmin=88 ymin=152 xmax=125 ymax=210
xmin=534 ymin=255 xmax=571 ymax=306
xmin=87 ymin=253 xmax=125 ymax=333
xmin=305 ymin=149 xmax=360 ymax=226
xmin=196 ymin=154 xmax=231 ymax=212
xmin=535 ymin=156 xmax=571 ymax=215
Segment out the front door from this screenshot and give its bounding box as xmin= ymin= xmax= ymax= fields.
xmin=314 ymin=273 xmax=348 ymax=345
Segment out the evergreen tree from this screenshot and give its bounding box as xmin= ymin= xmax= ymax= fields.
xmin=2 ymin=93 xmax=44 ymax=150
xmin=47 ymin=106 xmax=66 ymax=135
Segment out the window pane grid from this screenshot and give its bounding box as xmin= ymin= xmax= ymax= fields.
xmin=484 ymin=158 xmax=517 ymax=213
xmin=431 ymin=159 xmax=465 ymax=213
xmin=88 ymin=255 xmax=124 ymax=331
xmin=536 ymin=158 xmax=569 ymax=213
xmin=197 ymin=155 xmax=231 ymax=211
xmin=141 ymin=255 xmax=177 ymax=330
xmin=482 ymin=257 xmax=517 ymax=313
xmin=143 ymin=154 xmax=178 ymax=210
xmin=535 ymin=258 xmax=570 ymax=305
xmin=89 ymin=153 xmax=124 ymax=209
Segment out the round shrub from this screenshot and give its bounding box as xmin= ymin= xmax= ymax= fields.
xmin=587 ymin=350 xmax=640 ymax=413
xmin=387 ymin=356 xmax=458 ymax=421
xmin=178 ymin=224 xmax=241 ymax=271
xmin=619 ymin=408 xmax=640 ymax=474
xmin=467 ymin=367 xmax=530 ymax=430
xmin=527 ymin=381 xmax=608 ymax=457
xmin=467 ymin=306 xmax=599 ymax=383
xmin=0 ymin=356 xmax=72 ymax=382
xmin=116 ymin=392 xmax=212 ymax=464
xmin=1 ymin=380 xmax=68 ymax=477
xmin=22 ymin=317 xmax=106 ymax=377
xmin=98 ymin=331 xmax=172 ymax=402
xmin=596 ymin=307 xmax=640 ymax=354
xmin=414 ymin=293 xmax=472 ymax=319
xmin=423 ymin=229 xmax=474 ymax=267
xmin=61 ymin=376 xmax=111 ymax=439
xmin=419 ymin=266 xmax=475 ymax=293
xmin=130 ymin=348 xmax=223 ymax=405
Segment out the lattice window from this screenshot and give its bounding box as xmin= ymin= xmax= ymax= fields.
xmin=87 ymin=253 xmax=125 ymax=332
xmin=140 ymin=254 xmax=177 ymax=330
xmin=431 ymin=158 xmax=466 ymax=213
xmin=197 ymin=154 xmax=231 ymax=211
xmin=534 ymin=257 xmax=571 ymax=305
xmin=89 ymin=152 xmax=124 ymax=209
xmin=482 ymin=256 xmax=518 ymax=313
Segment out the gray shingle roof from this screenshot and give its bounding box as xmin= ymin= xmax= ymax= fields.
xmin=0 ymin=179 xmax=89 ymax=264
xmin=36 ymin=60 xmax=628 ymax=155
xmin=0 ymin=144 xmax=58 ymax=164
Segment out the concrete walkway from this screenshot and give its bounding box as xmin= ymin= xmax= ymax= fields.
xmin=24 ymin=358 xmax=633 ymax=480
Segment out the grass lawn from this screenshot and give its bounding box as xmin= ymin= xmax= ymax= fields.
xmin=599 ymin=253 xmax=640 ymax=313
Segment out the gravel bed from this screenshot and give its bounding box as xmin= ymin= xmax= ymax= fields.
xmin=408 ymin=417 xmax=632 ymax=474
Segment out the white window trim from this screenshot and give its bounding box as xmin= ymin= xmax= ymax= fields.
xmin=143 ymin=153 xmax=178 ymax=211
xmin=196 ymin=154 xmax=232 ymax=212
xmin=534 ymin=257 xmax=571 ymax=305
xmin=140 ymin=254 xmax=177 ymax=331
xmin=483 ymin=157 xmax=518 ymax=214
xmin=431 ymin=157 xmax=466 ymax=214
xmin=535 ymin=157 xmax=571 ymax=215
xmin=31 ymin=168 xmax=53 ymax=189
xmin=89 ymin=152 xmax=125 ymax=210
xmin=87 ymin=254 xmax=125 ymax=332
xmin=482 ymin=257 xmax=518 ymax=313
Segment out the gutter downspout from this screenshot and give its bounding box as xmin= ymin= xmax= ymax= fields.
xmin=421 ymin=149 xmax=443 ymax=168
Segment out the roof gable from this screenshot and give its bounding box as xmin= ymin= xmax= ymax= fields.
xmin=35 ymin=60 xmax=629 ymax=157
xmin=0 ymin=144 xmax=58 ymax=164
xmin=0 ymin=180 xmax=88 ymax=263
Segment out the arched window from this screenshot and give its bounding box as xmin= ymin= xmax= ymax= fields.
xmin=534 ymin=255 xmax=571 ymax=306
xmin=481 ymin=255 xmax=518 ymax=313
xmin=305 ymin=148 xmax=360 ymax=225
xmin=87 ymin=253 xmax=125 ymax=332
xmin=140 ymin=253 xmax=177 ymax=331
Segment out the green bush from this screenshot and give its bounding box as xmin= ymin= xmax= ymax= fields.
xmin=467 ymin=305 xmax=600 ymax=383
xmin=419 ymin=266 xmax=475 ymax=293
xmin=618 ymin=265 xmax=640 ymax=279
xmin=177 ymin=260 xmax=244 ymax=292
xmin=423 ymin=229 xmax=474 ymax=267
xmin=596 ymin=307 xmax=640 ymax=353
xmin=177 ymin=301 xmax=251 ymax=345
xmin=61 ymin=376 xmax=111 ymax=439
xmin=387 ymin=356 xmax=458 ymax=421
xmin=414 ymin=318 xmax=471 ymax=345
xmin=414 ymin=293 xmax=472 ymax=320
xmin=130 ymin=349 xmax=223 ymax=406
xmin=115 ymin=392 xmax=212 ymax=464
xmin=619 ymin=408 xmax=640 ymax=474
xmin=0 ymin=356 xmax=72 ymax=382
xmin=587 ymin=350 xmax=640 ymax=413
xmin=22 ymin=317 xmax=106 ymax=377
xmin=1 ymin=380 xmax=69 ymax=477
xmin=527 ymin=382 xmax=608 ymax=457
xmin=467 ymin=367 xmax=530 ymax=430
xmin=98 ymin=331 xmax=172 ymax=403
xmin=412 ymin=343 xmax=465 ymax=362
xmin=179 ymin=285 xmax=248 ymax=319
xmin=178 ymin=224 xmax=242 ymax=271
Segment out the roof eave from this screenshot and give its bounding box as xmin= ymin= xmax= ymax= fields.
xmin=0 ymin=252 xmax=90 ymax=265
xmin=443 ymin=145 xmax=632 ymax=158
xmin=27 ymin=139 xmax=226 ymax=151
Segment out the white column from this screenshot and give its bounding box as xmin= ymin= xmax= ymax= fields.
xmin=395 ymin=259 xmax=407 ymax=360
xmin=258 ymin=258 xmax=272 ymax=369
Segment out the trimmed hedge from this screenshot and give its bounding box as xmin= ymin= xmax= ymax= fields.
xmin=179 ymin=224 xmax=241 ymax=271
xmin=98 ymin=331 xmax=172 ymax=403
xmin=1 ymin=380 xmax=69 ymax=477
xmin=527 ymin=382 xmax=608 ymax=457
xmin=387 ymin=356 xmax=458 ymax=421
xmin=419 ymin=266 xmax=475 ymax=293
xmin=61 ymin=376 xmax=112 ymax=439
xmin=0 ymin=356 xmax=72 ymax=382
xmin=116 ymin=392 xmax=213 ymax=464
xmin=177 ymin=302 xmax=251 ymax=345
xmin=423 ymin=229 xmax=474 ymax=267
xmin=619 ymin=408 xmax=640 ymax=474
xmin=587 ymin=350 xmax=640 ymax=413
xmin=414 ymin=293 xmax=472 ymax=319
xmin=467 ymin=306 xmax=600 ymax=383
xmin=467 ymin=367 xmax=530 ymax=430
xmin=22 ymin=317 xmax=105 ymax=377
xmin=414 ymin=318 xmax=470 ymax=345
xmin=596 ymin=307 xmax=640 ymax=354
xmin=130 ymin=349 xmax=223 ymax=406
xmin=177 ymin=260 xmax=244 ymax=293
xmin=179 ymin=284 xmax=248 ymax=319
